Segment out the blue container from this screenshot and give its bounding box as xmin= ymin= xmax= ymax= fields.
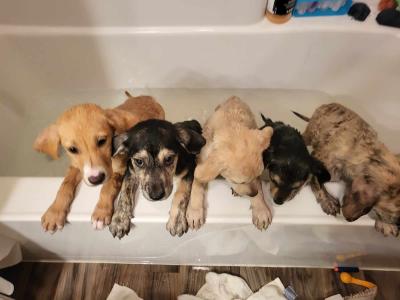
xmin=293 ymin=0 xmax=352 ymax=17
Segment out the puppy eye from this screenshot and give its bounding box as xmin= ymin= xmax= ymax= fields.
xmin=68 ymin=146 xmax=79 ymax=154
xmin=133 ymin=158 xmax=144 ymax=168
xmin=97 ymin=137 xmax=107 ymax=147
xmin=164 ymin=155 xmax=175 ymax=166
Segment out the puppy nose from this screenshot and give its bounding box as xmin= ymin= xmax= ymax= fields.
xmin=149 ymin=188 xmax=165 ymax=201
xmin=88 ymin=172 xmax=105 ymax=185
xmin=273 ymin=198 xmax=284 ymax=205
xmin=248 ymin=190 xmax=258 ymax=197
xmin=344 ymin=215 xmax=359 ymax=222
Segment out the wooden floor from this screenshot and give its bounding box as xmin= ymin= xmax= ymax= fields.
xmin=1 ymin=263 xmax=399 ymax=300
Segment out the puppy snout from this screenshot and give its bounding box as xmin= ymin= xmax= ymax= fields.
xmin=344 ymin=215 xmax=359 ymax=222
xmin=248 ymin=190 xmax=258 ymax=197
xmin=273 ymin=198 xmax=284 ymax=205
xmin=88 ymin=172 xmax=105 ymax=185
xmin=148 ymin=184 xmax=166 ymax=201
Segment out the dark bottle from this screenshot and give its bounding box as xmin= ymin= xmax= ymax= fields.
xmin=266 ymin=0 xmax=297 ymax=24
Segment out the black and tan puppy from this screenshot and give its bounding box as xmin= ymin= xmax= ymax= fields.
xmin=260 ymin=114 xmax=333 ymax=213
xmin=109 ymin=119 xmax=206 ymax=238
xmin=294 ymin=103 xmax=400 ymax=237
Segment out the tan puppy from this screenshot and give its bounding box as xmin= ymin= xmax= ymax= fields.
xmin=186 ymin=96 xmax=274 ymax=231
xmin=34 ymin=91 xmax=165 ymax=233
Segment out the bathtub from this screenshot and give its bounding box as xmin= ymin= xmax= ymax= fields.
xmin=0 ymin=1 xmax=400 ymax=269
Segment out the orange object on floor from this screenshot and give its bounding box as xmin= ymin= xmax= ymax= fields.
xmin=340 ymin=272 xmax=376 ymax=289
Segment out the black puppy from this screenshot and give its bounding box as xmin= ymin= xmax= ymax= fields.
xmin=109 ymin=119 xmax=206 ymax=238
xmin=260 ymin=114 xmax=332 ymax=210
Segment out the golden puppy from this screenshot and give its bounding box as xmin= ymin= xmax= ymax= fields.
xmin=186 ymin=96 xmax=274 ymax=231
xmin=34 ymin=91 xmax=165 ymax=233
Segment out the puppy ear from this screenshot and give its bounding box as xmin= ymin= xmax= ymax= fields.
xmin=33 ymin=124 xmax=61 ymax=160
xmin=342 ymin=178 xmax=376 ymax=221
xmin=105 ymin=108 xmax=138 ymax=135
xmin=112 ymin=132 xmax=129 ymax=157
xmin=255 ymin=126 xmax=274 ymax=150
xmin=175 ymin=120 xmax=206 ymax=154
xmin=311 ymin=157 xmax=331 ymax=184
xmin=260 ymin=113 xmax=274 ymax=128
xmin=262 ymin=146 xmax=274 ymax=166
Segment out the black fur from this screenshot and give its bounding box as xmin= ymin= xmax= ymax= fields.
xmin=113 ymin=119 xmax=205 ymax=179
xmin=260 ymin=114 xmax=331 ymax=205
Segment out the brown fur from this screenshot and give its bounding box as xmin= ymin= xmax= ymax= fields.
xmin=34 ymin=91 xmax=165 ymax=232
xmin=303 ymin=103 xmax=400 ymax=237
xmin=186 ymin=96 xmax=273 ymax=231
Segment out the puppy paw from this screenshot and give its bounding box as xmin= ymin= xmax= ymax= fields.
xmin=252 ymin=207 xmax=272 ymax=231
xmin=91 ymin=205 xmax=113 ymax=230
xmin=41 ymin=207 xmax=68 ymax=233
xmin=320 ymin=196 xmax=340 ymax=216
xmin=109 ymin=211 xmax=132 ymax=239
xmin=166 ymin=209 xmax=188 ymax=237
xmin=186 ymin=206 xmax=205 ymax=230
xmin=374 ymin=220 xmax=399 ymax=237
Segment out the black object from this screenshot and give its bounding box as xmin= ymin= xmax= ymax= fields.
xmin=348 ymin=2 xmax=371 ymax=21
xmin=334 ymin=266 xmax=360 ymax=273
xmin=376 ymin=8 xmax=400 ymax=28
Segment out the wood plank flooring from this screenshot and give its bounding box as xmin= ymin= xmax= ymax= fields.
xmin=1 ymin=263 xmax=399 ymax=300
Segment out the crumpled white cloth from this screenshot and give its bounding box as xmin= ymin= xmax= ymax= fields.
xmin=106 ymin=284 xmax=143 ymax=300
xmin=0 ymin=235 xmax=22 ymax=297
xmin=178 ymin=272 xmax=286 ymax=300
xmin=0 ymin=235 xmax=22 ymax=269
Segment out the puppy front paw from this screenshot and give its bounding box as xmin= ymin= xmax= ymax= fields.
xmin=252 ymin=207 xmax=272 ymax=231
xmin=91 ymin=205 xmax=113 ymax=230
xmin=109 ymin=211 xmax=132 ymax=239
xmin=186 ymin=206 xmax=205 ymax=230
xmin=41 ymin=207 xmax=68 ymax=233
xmin=167 ymin=208 xmax=188 ymax=237
xmin=374 ymin=220 xmax=399 ymax=237
xmin=320 ymin=195 xmax=340 ymax=216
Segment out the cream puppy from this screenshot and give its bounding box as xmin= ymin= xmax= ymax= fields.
xmin=186 ymin=96 xmax=274 ymax=231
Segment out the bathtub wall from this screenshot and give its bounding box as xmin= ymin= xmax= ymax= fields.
xmin=0 ymin=0 xmax=268 ymax=26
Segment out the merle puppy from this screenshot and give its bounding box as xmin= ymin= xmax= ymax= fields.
xmin=294 ymin=103 xmax=400 ymax=237
xmin=260 ymin=114 xmax=335 ymax=214
xmin=109 ymin=119 xmax=206 ymax=238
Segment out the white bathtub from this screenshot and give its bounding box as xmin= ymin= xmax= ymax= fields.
xmin=0 ymin=1 xmax=400 ymax=269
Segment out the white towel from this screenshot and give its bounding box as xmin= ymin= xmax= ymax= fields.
xmin=106 ymin=283 xmax=143 ymax=300
xmin=0 ymin=235 xmax=22 ymax=269
xmin=0 ymin=234 xmax=22 ymax=297
xmin=106 ymin=272 xmax=287 ymax=300
xmin=178 ymin=272 xmax=286 ymax=300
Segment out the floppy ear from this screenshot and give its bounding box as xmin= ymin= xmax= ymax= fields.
xmin=175 ymin=120 xmax=206 ymax=154
xmin=255 ymin=126 xmax=274 ymax=150
xmin=342 ymin=177 xmax=377 ymax=221
xmin=112 ymin=132 xmax=129 ymax=157
xmin=33 ymin=124 xmax=61 ymax=160
xmin=311 ymin=157 xmax=331 ymax=184
xmin=194 ymin=151 xmax=223 ymax=183
xmin=262 ymin=146 xmax=274 ymax=166
xmin=105 ymin=108 xmax=139 ymax=135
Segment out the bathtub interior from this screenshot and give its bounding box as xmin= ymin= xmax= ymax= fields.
xmin=1 ymin=87 xmax=400 ymax=177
